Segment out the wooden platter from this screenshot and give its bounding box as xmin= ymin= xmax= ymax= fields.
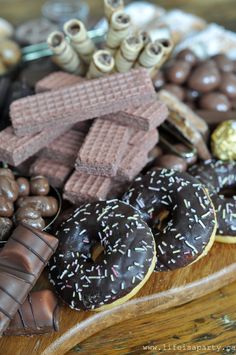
xmin=1 ymin=242 xmax=236 ymax=354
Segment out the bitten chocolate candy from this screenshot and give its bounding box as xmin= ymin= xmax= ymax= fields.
xmin=176 ymin=49 xmax=198 ymax=66
xmin=153 ymin=154 xmax=187 ymax=172
xmin=17 ymin=196 xmax=58 ymax=217
xmin=165 ymin=60 xmax=191 ymax=84
xmin=16 ymin=177 xmax=30 ymax=197
xmin=0 ymin=217 xmax=12 ymax=241
xmin=213 ymin=54 xmax=234 ymax=73
xmin=14 ymin=206 xmax=45 ymax=230
xmin=219 ymin=73 xmax=236 ymax=99
xmin=0 ymin=176 xmax=19 ymax=202
xmin=199 ymin=92 xmax=231 ymax=112
xmin=188 ymin=62 xmax=221 ymax=92
xmin=162 ymin=84 xmax=185 ymax=101
xmin=0 ymin=196 xmax=14 ymax=218
xmin=30 ymin=176 xmax=50 ymax=196
xmin=0 ymin=168 xmax=14 ymax=180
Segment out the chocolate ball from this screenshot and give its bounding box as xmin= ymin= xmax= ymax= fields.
xmin=162 ymin=84 xmax=185 ymax=101
xmin=212 ymin=54 xmax=234 ymax=73
xmin=152 ymin=71 xmax=165 ymax=91
xmin=0 ymin=217 xmax=13 ymax=241
xmin=153 ymin=154 xmax=187 ymax=172
xmin=187 ymin=63 xmax=221 ymax=93
xmin=219 ymin=72 xmax=236 ymax=99
xmin=30 ymin=176 xmax=50 ymax=196
xmin=185 ymin=89 xmax=200 ymax=103
xmin=0 ymin=196 xmax=14 ymax=218
xmin=0 ymin=39 xmax=21 ymax=67
xmin=165 ymin=60 xmax=191 ymax=84
xmin=173 ymin=144 xmax=197 ymax=165
xmin=17 ymin=196 xmax=58 ymax=217
xmin=0 ymin=176 xmax=19 ymax=202
xmin=16 ymin=177 xmax=30 ymax=197
xmin=199 ymin=92 xmax=231 ymax=112
xmin=0 ymin=168 xmax=14 ymax=180
xmin=176 ymin=49 xmax=198 ymax=66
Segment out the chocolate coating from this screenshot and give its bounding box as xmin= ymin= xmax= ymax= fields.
xmin=199 ymin=92 xmax=231 ymax=112
xmin=49 ymin=200 xmax=155 ymax=310
xmin=165 ymin=60 xmax=191 ymax=85
xmin=122 ymin=169 xmax=216 ymax=271
xmin=176 ymin=49 xmax=198 ymax=66
xmin=17 ymin=196 xmax=58 ymax=217
xmin=16 ymin=177 xmax=30 ymax=197
xmin=0 ymin=176 xmax=19 ymax=202
xmin=185 ymin=89 xmax=200 ymax=103
xmin=14 ymin=206 xmax=45 ymax=230
xmin=219 ymin=73 xmax=236 ymax=99
xmin=162 ymin=84 xmax=185 ymax=101
xmin=152 ymin=71 xmax=165 ymax=91
xmin=153 ymin=154 xmax=187 ymax=172
xmin=213 ymin=54 xmax=234 ymax=73
xmin=30 ymin=176 xmax=50 ymax=196
xmin=0 ymin=196 xmax=14 ymax=218
xmin=0 ymin=169 xmax=14 ymax=180
xmin=0 ymin=217 xmax=12 ymax=241
xmin=188 ymin=63 xmax=221 ymax=93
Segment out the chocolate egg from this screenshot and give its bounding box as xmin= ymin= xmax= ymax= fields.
xmin=185 ymin=89 xmax=200 ymax=102
xmin=0 ymin=217 xmax=13 ymax=241
xmin=162 ymin=84 xmax=185 ymax=101
xmin=16 ymin=177 xmax=30 ymax=197
xmin=0 ymin=196 xmax=14 ymax=217
xmin=176 ymin=49 xmax=198 ymax=66
xmin=188 ymin=63 xmax=221 ymax=92
xmin=30 ymin=176 xmax=50 ymax=196
xmin=0 ymin=39 xmax=21 ymax=67
xmin=152 ymin=71 xmax=165 ymax=91
xmin=17 ymin=196 xmax=58 ymax=217
xmin=0 ymin=168 xmax=15 ymax=180
xmin=165 ymin=60 xmax=191 ymax=84
xmin=0 ymin=176 xmax=19 ymax=202
xmin=199 ymin=92 xmax=231 ymax=111
xmin=219 ymin=73 xmax=236 ymax=99
xmin=213 ymin=54 xmax=234 ymax=73
xmin=153 ymin=154 xmax=187 ymax=172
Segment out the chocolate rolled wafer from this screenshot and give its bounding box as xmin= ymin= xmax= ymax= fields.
xmin=30 ymin=158 xmax=72 ymax=189
xmin=87 ymin=50 xmax=115 ymax=79
xmin=10 ymin=69 xmax=155 ymax=137
xmin=63 ymin=19 xmax=96 ymax=65
xmin=136 ymin=30 xmax=151 ymax=47
xmin=135 ymin=42 xmax=165 ymax=74
xmin=115 ymin=34 xmax=143 ymax=73
xmin=153 ymin=38 xmax=174 ymax=71
xmin=63 ymin=171 xmax=112 ymax=204
xmin=4 ymin=290 xmax=59 ymax=336
xmin=35 ymin=71 xmax=85 ymax=93
xmin=104 ymin=0 xmax=124 ymax=20
xmin=105 ymin=10 xmax=131 ymax=55
xmin=47 ymin=31 xmax=84 ymax=75
xmin=0 ymin=224 xmax=58 ymax=334
xmin=0 ymin=125 xmax=71 ymax=166
xmin=76 ymin=119 xmax=130 ymax=177
xmin=41 ymin=130 xmax=85 ymax=166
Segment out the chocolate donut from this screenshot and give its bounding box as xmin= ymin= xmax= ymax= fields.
xmin=189 ymin=160 xmax=236 ymax=243
xmin=49 ymin=200 xmax=156 ymax=311
xmin=122 ymin=169 xmax=217 ymax=271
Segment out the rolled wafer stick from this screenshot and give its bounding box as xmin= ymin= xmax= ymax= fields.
xmin=105 ymin=11 xmax=131 ymax=55
xmin=115 ymin=34 xmax=143 ymax=73
xmin=63 ymin=19 xmax=96 ymax=65
xmin=86 ymin=50 xmax=115 ymax=79
xmin=47 ymin=31 xmax=83 ymax=75
xmin=154 ymin=38 xmax=174 ymax=69
xmin=135 ymin=41 xmax=165 ymax=74
xmin=136 ymin=30 xmax=152 ymax=47
xmin=104 ymin=0 xmax=124 ymax=21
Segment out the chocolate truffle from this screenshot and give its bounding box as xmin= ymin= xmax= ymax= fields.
xmin=0 ymin=217 xmax=12 ymax=241
xmin=165 ymin=60 xmax=191 ymax=85
xmin=219 ymin=72 xmax=236 ymax=99
xmin=199 ymin=92 xmax=231 ymax=112
xmin=16 ymin=177 xmax=30 ymax=197
xmin=0 ymin=176 xmax=19 ymax=202
xmin=176 ymin=49 xmax=198 ymax=66
xmin=213 ymin=54 xmax=234 ymax=73
xmin=188 ymin=62 xmax=221 ymax=93
xmin=30 ymin=176 xmax=50 ymax=196
xmin=0 ymin=196 xmax=14 ymax=218
xmin=153 ymin=154 xmax=187 ymax=172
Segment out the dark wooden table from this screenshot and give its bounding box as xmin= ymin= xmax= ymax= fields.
xmin=2 ymin=1 xmax=236 ymax=354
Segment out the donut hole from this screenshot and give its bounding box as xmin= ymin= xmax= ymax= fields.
xmin=152 ymin=209 xmax=170 ymax=231
xmin=91 ymin=244 xmax=105 ymax=262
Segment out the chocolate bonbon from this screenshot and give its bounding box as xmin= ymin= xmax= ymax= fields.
xmin=16 ymin=177 xmax=30 ymax=197
xmin=0 ymin=176 xmax=18 ymax=202
xmin=0 ymin=224 xmax=58 ymax=334
xmin=165 ymin=60 xmax=191 ymax=85
xmin=30 ymin=176 xmax=50 ymax=196
xmin=14 ymin=207 xmax=45 ymax=230
xmin=199 ymin=92 xmax=231 ymax=111
xmin=0 ymin=218 xmax=12 ymax=241
xmin=0 ymin=197 xmax=14 ymax=218
xmin=17 ymin=196 xmax=58 ymax=218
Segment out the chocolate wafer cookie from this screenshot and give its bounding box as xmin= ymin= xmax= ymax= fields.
xmin=35 ymin=71 xmax=85 ymax=93
xmin=30 ymin=158 xmax=72 ymax=188
xmin=76 ymin=119 xmax=131 ymax=177
xmin=63 ymin=171 xmax=112 ymax=204
xmin=0 ymin=125 xmax=71 ymax=166
xmin=41 ymin=130 xmax=85 ymax=166
xmin=10 ymin=69 xmax=155 ymax=136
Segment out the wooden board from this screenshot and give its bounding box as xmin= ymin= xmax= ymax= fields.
xmin=1 ymin=242 xmax=236 ymax=354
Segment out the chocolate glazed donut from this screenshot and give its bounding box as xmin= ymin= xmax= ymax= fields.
xmin=122 ymin=169 xmax=217 ymax=271
xmin=189 ymin=159 xmax=236 ymax=243
xmin=49 ymin=200 xmax=156 ymax=311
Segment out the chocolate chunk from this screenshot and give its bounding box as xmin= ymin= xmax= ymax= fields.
xmin=16 ymin=177 xmax=30 ymax=197
xmin=0 ymin=196 xmax=14 ymax=218
xmin=219 ymin=72 xmax=236 ymax=99
xmin=176 ymin=49 xmax=198 ymax=66
xmin=165 ymin=60 xmax=191 ymax=84
xmin=212 ymin=54 xmax=234 ymax=73
xmin=188 ymin=62 xmax=221 ymax=93
xmin=199 ymin=92 xmax=231 ymax=112
xmin=153 ymin=154 xmax=187 ymax=171
xmin=0 ymin=176 xmax=19 ymax=202
xmin=0 ymin=217 xmax=12 ymax=241
xmin=30 ymin=176 xmax=50 ymax=196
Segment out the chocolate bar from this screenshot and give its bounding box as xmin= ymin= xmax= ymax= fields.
xmin=30 ymin=158 xmax=72 ymax=188
xmin=35 ymin=71 xmax=85 ymax=93
xmin=63 ymin=171 xmax=112 ymax=204
xmin=4 ymin=290 xmax=59 ymax=336
xmin=0 ymin=224 xmax=58 ymax=334
xmin=10 ymin=69 xmax=155 ymax=136
xmin=0 ymin=125 xmax=71 ymax=166
xmin=75 ymin=119 xmax=131 ymax=177
xmin=41 ymin=130 xmax=85 ymax=166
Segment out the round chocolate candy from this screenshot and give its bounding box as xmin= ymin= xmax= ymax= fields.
xmin=185 ymin=88 xmax=200 ymax=103
xmin=219 ymin=72 xmax=236 ymax=99
xmin=0 ymin=176 xmax=19 ymax=202
xmin=0 ymin=217 xmax=13 ymax=241
xmin=176 ymin=49 xmax=198 ymax=66
xmin=17 ymin=196 xmax=58 ymax=217
xmin=16 ymin=177 xmax=30 ymax=197
xmin=0 ymin=39 xmax=21 ymax=67
xmin=211 ymin=120 xmax=236 ymax=160
xmin=212 ymin=54 xmax=234 ymax=73
xmin=153 ymin=154 xmax=187 ymax=172
xmin=165 ymin=60 xmax=191 ymax=85
xmin=152 ymin=71 xmax=165 ymax=91
xmin=199 ymin=92 xmax=231 ymax=112
xmin=187 ymin=62 xmax=221 ymax=93
xmin=162 ymin=84 xmax=185 ymax=101
xmin=0 ymin=168 xmax=14 ymax=180
xmin=30 ymin=176 xmax=50 ymax=196
xmin=0 ymin=196 xmax=14 ymax=218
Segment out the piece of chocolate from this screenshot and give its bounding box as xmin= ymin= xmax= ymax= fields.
xmin=0 ymin=196 xmax=14 ymax=218
xmin=0 ymin=168 xmax=14 ymax=181
xmin=0 ymin=125 xmax=71 ymax=166
xmin=16 ymin=177 xmax=30 ymax=197
xmin=212 ymin=54 xmax=234 ymax=73
xmin=176 ymin=49 xmax=198 ymax=66
xmin=4 ymin=290 xmax=59 ymax=336
xmin=35 ymin=71 xmax=85 ymax=93
xmin=165 ymin=60 xmax=191 ymax=85
xmin=10 ymin=69 xmax=155 ymax=136
xmin=0 ymin=224 xmax=58 ymax=334
xmin=30 ymin=176 xmax=50 ymax=196
xmin=199 ymin=92 xmax=231 ymax=112
xmin=187 ymin=62 xmax=221 ymax=93
xmin=14 ymin=206 xmax=45 ymax=230
xmin=0 ymin=217 xmax=12 ymax=241
xmin=30 ymin=158 xmax=72 ymax=189
xmin=76 ymin=119 xmax=131 ymax=177
xmin=153 ymin=154 xmax=187 ymax=171
xmin=0 ymin=176 xmax=19 ymax=202
xmin=17 ymin=196 xmax=58 ymax=218
xmin=219 ymin=72 xmax=236 ymax=99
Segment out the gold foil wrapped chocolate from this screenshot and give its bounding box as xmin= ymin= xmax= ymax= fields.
xmin=211 ymin=120 xmax=236 ymax=160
